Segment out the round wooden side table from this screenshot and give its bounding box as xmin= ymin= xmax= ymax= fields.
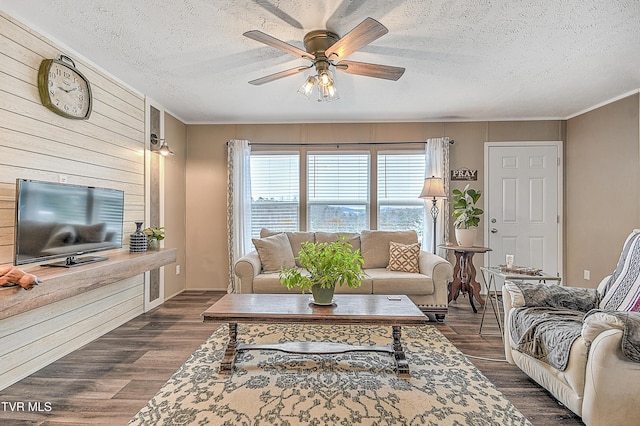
xmin=439 ymin=244 xmax=492 ymax=313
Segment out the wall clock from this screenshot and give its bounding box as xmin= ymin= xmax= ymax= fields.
xmin=37 ymin=55 xmax=92 ymax=120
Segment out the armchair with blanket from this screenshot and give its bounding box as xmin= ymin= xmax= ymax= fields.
xmin=502 ymin=229 xmax=640 ymax=426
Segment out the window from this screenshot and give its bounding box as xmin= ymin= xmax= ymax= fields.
xmin=249 ymin=147 xmax=427 ymax=236
xmin=377 ymin=152 xmax=426 ymax=240
xmin=250 ymin=153 xmax=299 ymax=237
xmin=307 ymin=153 xmax=369 ymax=232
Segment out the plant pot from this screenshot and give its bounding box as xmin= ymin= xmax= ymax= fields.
xmin=311 ymin=284 xmax=336 ymax=305
xmin=147 ymin=238 xmax=159 ymax=250
xmin=455 ymin=228 xmax=477 ymax=247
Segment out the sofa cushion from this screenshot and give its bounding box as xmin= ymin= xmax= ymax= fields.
xmin=315 ymin=232 xmax=361 ymax=253
xmin=253 ymin=272 xmax=304 ymax=293
xmin=252 ymin=233 xmax=296 ymax=273
xmin=260 ymin=228 xmax=315 ymax=267
xmin=361 ymin=230 xmax=418 ymax=269
xmin=387 ymin=241 xmax=420 ymax=273
xmin=600 ymin=229 xmax=640 ymax=311
xmin=366 ymin=268 xmax=434 ymax=295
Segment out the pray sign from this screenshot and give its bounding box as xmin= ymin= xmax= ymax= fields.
xmin=451 ymin=168 xmax=478 ymax=181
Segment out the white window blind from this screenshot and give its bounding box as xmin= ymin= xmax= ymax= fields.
xmin=250 ymin=153 xmax=299 ymax=237
xmin=377 ymin=152 xmax=425 ymax=238
xmin=307 ymin=152 xmax=369 ymax=232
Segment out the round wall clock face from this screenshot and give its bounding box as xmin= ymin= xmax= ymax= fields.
xmin=37 ymin=56 xmax=92 ymax=120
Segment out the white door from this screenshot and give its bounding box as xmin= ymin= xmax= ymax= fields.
xmin=484 ymin=142 xmax=562 ymax=290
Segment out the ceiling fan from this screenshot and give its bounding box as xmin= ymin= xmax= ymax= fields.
xmin=243 ymin=17 xmax=405 ymax=101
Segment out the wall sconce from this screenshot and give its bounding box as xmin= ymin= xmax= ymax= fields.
xmin=150 ymin=133 xmax=174 ymax=156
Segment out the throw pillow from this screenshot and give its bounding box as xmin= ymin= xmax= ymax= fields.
xmin=252 ymin=232 xmax=296 ymax=273
xmin=361 ymin=230 xmax=418 ymax=269
xmin=600 ymin=229 xmax=640 ymax=311
xmin=260 ymin=228 xmax=315 ymax=267
xmin=387 ymin=241 xmax=421 ymax=273
xmin=315 ymin=232 xmax=361 ymax=253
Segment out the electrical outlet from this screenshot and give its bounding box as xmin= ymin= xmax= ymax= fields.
xmin=584 ymin=270 xmax=590 ymax=280
xmin=58 ymin=174 xmax=68 ymax=183
xmin=176 ymin=265 xmax=181 ymax=275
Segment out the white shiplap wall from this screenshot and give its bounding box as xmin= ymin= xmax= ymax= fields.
xmin=0 ymin=10 xmax=147 ymax=389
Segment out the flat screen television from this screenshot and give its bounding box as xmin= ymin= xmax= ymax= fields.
xmin=14 ymin=179 xmax=125 ymax=267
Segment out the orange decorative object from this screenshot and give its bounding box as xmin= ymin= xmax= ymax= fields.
xmin=0 ymin=265 xmax=41 ymax=290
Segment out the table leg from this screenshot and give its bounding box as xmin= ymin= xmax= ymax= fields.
xmin=466 ymin=254 xmax=485 ymax=308
xmin=392 ymin=326 xmax=410 ymax=378
xmin=220 ymin=322 xmax=238 ymax=374
xmin=448 ymin=251 xmax=464 ymax=303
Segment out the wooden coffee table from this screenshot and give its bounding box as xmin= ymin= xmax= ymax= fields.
xmin=202 ymin=294 xmax=428 ymax=378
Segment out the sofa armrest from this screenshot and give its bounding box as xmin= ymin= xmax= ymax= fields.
xmin=234 ymin=251 xmax=262 ymax=294
xmin=582 ymin=311 xmax=626 ymax=344
xmin=583 ymin=310 xmax=640 ymax=363
xmin=582 ymin=327 xmax=640 ymax=426
xmin=418 ymin=251 xmax=453 ymax=288
xmin=502 ymin=285 xmax=517 ymax=364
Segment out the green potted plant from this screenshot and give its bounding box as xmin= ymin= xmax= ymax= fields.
xmin=143 ymin=226 xmax=165 ymax=250
xmin=279 ymin=237 xmax=365 ymax=305
xmin=452 ymin=184 xmax=483 ymax=247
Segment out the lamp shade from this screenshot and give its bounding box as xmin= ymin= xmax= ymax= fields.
xmin=419 ymin=176 xmax=447 ymax=199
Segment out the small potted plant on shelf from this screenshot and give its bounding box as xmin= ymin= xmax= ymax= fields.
xmin=279 ymin=237 xmax=365 ymax=305
xmin=143 ymin=226 xmax=165 ymax=250
xmin=452 ymin=184 xmax=483 ymax=247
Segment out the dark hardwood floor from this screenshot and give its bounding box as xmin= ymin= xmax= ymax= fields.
xmin=0 ymin=291 xmax=583 ymax=425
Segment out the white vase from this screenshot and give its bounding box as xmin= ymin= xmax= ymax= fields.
xmin=455 ymin=228 xmax=477 ymax=247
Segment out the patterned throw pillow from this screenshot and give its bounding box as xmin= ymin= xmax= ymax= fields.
xmin=600 ymin=230 xmax=640 ymax=312
xmin=387 ymin=241 xmax=421 ymax=273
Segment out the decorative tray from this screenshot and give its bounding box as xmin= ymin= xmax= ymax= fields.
xmin=499 ymin=265 xmax=543 ymax=276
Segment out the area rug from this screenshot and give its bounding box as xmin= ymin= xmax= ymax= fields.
xmin=129 ymin=324 xmax=531 ymax=425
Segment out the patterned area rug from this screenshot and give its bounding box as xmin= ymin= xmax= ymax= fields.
xmin=130 ymin=324 xmax=531 ymax=425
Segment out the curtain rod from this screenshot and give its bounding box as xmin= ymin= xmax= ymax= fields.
xmin=245 ymin=140 xmax=454 ymax=147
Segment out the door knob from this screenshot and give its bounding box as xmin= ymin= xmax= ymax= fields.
xmin=491 ymin=228 xmax=498 ymax=233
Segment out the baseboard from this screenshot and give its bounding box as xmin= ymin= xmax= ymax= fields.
xmin=164 ymin=288 xmax=185 ymax=301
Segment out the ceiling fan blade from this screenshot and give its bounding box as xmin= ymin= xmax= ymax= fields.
xmin=248 ymin=66 xmax=310 ymax=85
xmin=324 ymin=17 xmax=388 ymax=60
xmin=243 ymin=30 xmax=315 ymax=60
xmin=335 ymin=60 xmax=405 ymax=81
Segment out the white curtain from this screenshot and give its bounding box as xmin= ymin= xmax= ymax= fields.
xmin=227 ymin=139 xmax=252 ymax=293
xmin=424 ymin=137 xmax=450 ymax=258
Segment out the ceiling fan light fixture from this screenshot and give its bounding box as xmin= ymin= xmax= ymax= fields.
xmin=318 ymin=70 xmax=332 ymax=86
xmin=317 ymin=75 xmax=339 ymax=102
xmin=244 ymin=18 xmax=405 ymax=103
xmin=298 ymin=75 xmax=317 ymax=99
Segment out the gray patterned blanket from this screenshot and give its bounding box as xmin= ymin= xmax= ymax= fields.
xmin=509 ymin=282 xmax=640 ymax=369
xmin=510 ymin=306 xmax=583 ymax=370
xmin=509 ymin=282 xmax=598 ymax=370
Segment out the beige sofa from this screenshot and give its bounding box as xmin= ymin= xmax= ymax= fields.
xmin=234 ymin=229 xmax=453 ymax=320
xmin=502 ymin=230 xmax=640 ymax=426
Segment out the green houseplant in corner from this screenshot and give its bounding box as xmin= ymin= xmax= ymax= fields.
xmin=279 ymin=237 xmax=365 ymax=305
xmin=452 ymin=184 xmax=483 ymax=247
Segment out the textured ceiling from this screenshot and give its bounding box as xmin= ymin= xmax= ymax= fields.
xmin=1 ymin=0 xmax=639 ymax=124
